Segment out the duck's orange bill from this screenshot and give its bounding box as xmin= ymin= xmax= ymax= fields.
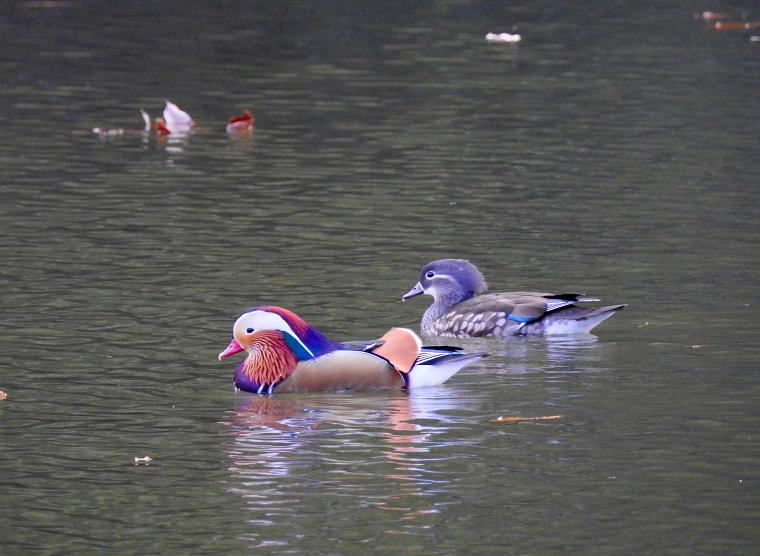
xmin=219 ymin=338 xmax=244 ymax=360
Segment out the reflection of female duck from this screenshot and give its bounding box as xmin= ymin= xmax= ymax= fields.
xmin=219 ymin=306 xmax=485 ymax=394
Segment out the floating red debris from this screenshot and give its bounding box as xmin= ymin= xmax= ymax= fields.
xmin=705 ymin=21 xmax=760 ymax=30
xmin=226 ymin=110 xmax=255 ymax=134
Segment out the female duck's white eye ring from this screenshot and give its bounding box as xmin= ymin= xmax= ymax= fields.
xmin=425 ymin=271 xmax=435 ymax=279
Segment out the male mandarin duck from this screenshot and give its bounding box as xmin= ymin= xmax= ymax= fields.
xmin=403 ymin=259 xmax=625 ymax=338
xmin=218 ymin=306 xmax=485 ymax=394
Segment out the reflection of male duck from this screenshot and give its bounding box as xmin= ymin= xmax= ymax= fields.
xmin=223 ymin=388 xmax=468 ymax=526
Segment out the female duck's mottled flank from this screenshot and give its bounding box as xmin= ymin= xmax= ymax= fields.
xmin=218 ymin=305 xmax=485 ymax=394
xmin=403 ymin=259 xmax=625 ymax=338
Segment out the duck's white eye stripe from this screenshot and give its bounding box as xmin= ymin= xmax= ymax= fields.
xmin=235 ymin=310 xmax=314 ymax=358
xmin=249 ymin=311 xmax=295 ymax=334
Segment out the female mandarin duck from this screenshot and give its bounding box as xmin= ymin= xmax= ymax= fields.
xmin=218 ymin=306 xmax=485 ymax=394
xmin=403 ymin=259 xmax=625 ymax=338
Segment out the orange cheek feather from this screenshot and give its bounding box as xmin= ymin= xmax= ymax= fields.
xmin=241 ymin=331 xmax=299 ymax=386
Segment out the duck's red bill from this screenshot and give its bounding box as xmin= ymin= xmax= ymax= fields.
xmin=218 ymin=338 xmax=244 ymax=360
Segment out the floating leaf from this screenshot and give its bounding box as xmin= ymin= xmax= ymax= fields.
xmin=490 ymin=415 xmax=561 ymax=423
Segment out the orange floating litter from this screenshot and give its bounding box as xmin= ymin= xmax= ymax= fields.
xmin=490 ymin=415 xmax=561 ymax=423
xmin=705 ymin=21 xmax=760 ymax=30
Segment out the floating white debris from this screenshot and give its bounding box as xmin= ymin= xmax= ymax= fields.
xmin=162 ymin=101 xmax=195 ymax=133
xmin=92 ymin=127 xmax=125 ymax=136
xmin=699 ymin=11 xmax=730 ymax=21
xmin=486 ymin=32 xmax=521 ymax=43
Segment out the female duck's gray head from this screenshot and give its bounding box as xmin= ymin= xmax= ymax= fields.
xmin=403 ymin=259 xmax=488 ymax=305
